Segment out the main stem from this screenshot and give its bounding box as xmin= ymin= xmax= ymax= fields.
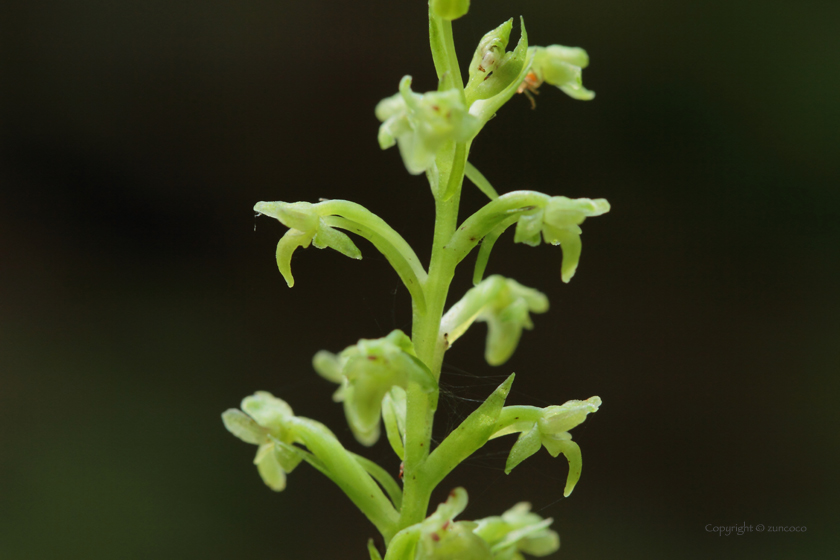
xmin=399 ymin=185 xmax=461 ymax=533
xmin=392 ymin=7 xmax=466 ymax=538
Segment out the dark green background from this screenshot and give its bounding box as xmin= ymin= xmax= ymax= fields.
xmin=1 ymin=1 xmax=838 ymax=558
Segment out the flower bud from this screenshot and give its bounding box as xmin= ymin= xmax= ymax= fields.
xmin=465 ymin=18 xmax=529 ymax=107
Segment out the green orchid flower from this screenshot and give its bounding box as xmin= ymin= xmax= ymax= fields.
xmin=376 ymin=76 xmax=481 ymax=175
xmin=492 ymin=396 xmax=601 ymax=496
xmin=385 ymin=488 xmax=494 ymax=560
xmin=221 ymin=392 xmax=303 ymax=491
xmin=474 ymin=502 xmax=560 ymax=559
xmin=514 ymin=196 xmax=610 ymax=282
xmin=441 ymin=275 xmax=549 ymax=366
xmin=254 ymin=201 xmax=361 ymax=287
xmin=313 ymin=330 xmax=437 ymax=446
xmin=520 ymin=45 xmax=595 ymax=103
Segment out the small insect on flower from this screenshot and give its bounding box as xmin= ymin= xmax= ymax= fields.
xmin=516 ymin=71 xmax=543 ymax=109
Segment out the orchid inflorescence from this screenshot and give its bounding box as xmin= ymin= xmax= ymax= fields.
xmin=223 ymin=1 xmax=607 ymax=558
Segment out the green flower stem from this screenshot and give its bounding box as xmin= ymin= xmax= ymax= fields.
xmin=317 ymin=200 xmax=427 ymax=282
xmin=287 ymin=417 xmax=400 ymax=540
xmin=429 ymin=9 xmax=464 ymax=89
xmin=400 ymin=153 xmax=466 ymax=532
xmin=351 ymin=452 xmax=404 ymax=511
xmin=322 ymin=216 xmax=428 ymax=314
xmin=316 ymin=200 xmax=428 ymax=313
xmin=465 ymin=161 xmax=500 ymax=200
xmin=446 ymin=190 xmax=552 ymax=264
xmin=494 ymin=405 xmax=545 ymax=431
xmin=441 ymin=142 xmax=468 ymax=201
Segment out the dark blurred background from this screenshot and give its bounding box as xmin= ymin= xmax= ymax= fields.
xmin=1 ymin=0 xmax=838 ymax=558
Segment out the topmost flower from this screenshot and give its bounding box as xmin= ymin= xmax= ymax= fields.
xmin=376 ymin=76 xmax=481 ymax=175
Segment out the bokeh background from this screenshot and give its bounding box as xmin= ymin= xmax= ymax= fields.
xmin=1 ymin=0 xmax=838 ymax=558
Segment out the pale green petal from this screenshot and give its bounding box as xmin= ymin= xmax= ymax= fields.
xmin=513 ymin=211 xmax=544 ymax=247
xmin=272 ymin=438 xmax=303 ymax=473
xmin=221 ymin=409 xmax=267 ymax=445
xmin=375 ymin=92 xmax=406 ymax=122
xmin=484 ymin=301 xmax=529 ymax=366
xmin=241 ymin=391 xmax=295 ymax=439
xmin=381 ymin=387 xmax=407 ymax=460
xmin=505 ymin=279 xmax=550 ymax=314
xmin=324 ymin=331 xmax=433 ymax=446
xmin=531 ymin=44 xmax=595 ymax=102
xmin=504 ymin=423 xmax=542 ymax=474
xmin=474 ymin=502 xmax=559 ymax=558
xmin=538 ymin=396 xmax=602 ymax=435
xmin=312 ymin=350 xmax=344 ymax=384
xmin=517 ymin=528 xmax=560 ymax=556
xmin=560 ymin=82 xmax=596 ymax=101
xmin=254 ymin=443 xmax=287 ymax=491
xmin=544 ymin=44 xmax=589 ymax=68
xmin=312 ymin=224 xmax=362 ymax=260
xmin=553 ymin=439 xmax=582 ymax=497
xmin=255 ymin=201 xmax=319 ymax=233
xmin=556 ymin=229 xmax=582 ymax=283
xmin=275 ymin=229 xmax=314 ymax=288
